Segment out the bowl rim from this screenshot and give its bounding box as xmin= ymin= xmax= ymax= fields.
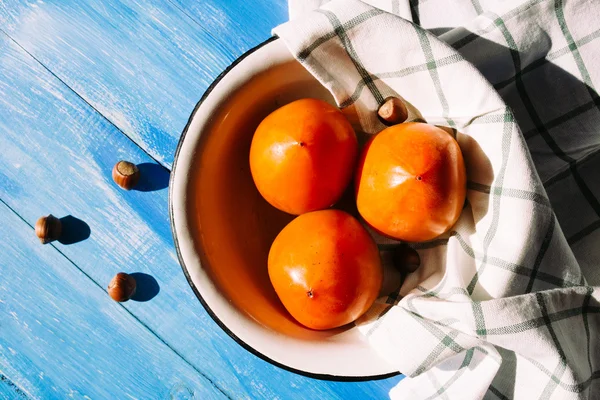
xmin=168 ymin=36 xmax=400 ymax=382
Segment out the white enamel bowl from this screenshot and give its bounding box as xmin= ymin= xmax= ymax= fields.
xmin=169 ymin=37 xmax=398 ymax=380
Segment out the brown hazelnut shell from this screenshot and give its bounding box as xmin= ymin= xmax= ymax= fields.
xmin=108 ymin=272 xmax=137 ymax=302
xmin=112 ymin=161 xmax=140 ymax=190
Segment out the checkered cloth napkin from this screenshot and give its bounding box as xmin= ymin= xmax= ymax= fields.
xmin=275 ymin=0 xmax=600 ymax=398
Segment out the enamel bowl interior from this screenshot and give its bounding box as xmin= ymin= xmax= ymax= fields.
xmin=170 ymin=38 xmax=398 ymax=380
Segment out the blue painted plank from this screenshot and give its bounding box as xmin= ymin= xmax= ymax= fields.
xmin=171 ymin=0 xmax=288 ymax=54
xmin=0 ymin=30 xmax=401 ymax=398
xmin=0 ymin=0 xmax=286 ymax=167
xmin=0 ymin=373 xmax=28 ymax=399
xmin=0 ymin=201 xmax=227 ymax=400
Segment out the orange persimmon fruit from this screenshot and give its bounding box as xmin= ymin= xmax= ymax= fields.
xmin=355 ymin=122 xmax=467 ymax=242
xmin=268 ymin=209 xmax=382 ymax=330
xmin=249 ymin=98 xmax=358 ymax=215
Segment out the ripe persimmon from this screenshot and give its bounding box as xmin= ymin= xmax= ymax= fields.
xmin=355 ymin=122 xmax=466 ymax=242
xmin=249 ymin=99 xmax=358 ymax=215
xmin=268 ymin=209 xmax=382 ymax=330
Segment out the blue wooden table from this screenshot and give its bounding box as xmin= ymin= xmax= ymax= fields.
xmin=0 ymin=1 xmax=403 ymax=398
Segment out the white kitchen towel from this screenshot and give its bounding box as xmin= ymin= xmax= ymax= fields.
xmin=275 ymin=0 xmax=600 ymax=398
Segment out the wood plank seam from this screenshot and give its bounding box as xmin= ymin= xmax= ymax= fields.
xmin=0 ymin=29 xmax=172 ymax=173
xmin=0 ymin=372 xmax=30 ymax=399
xmin=0 ymin=197 xmax=232 ymax=400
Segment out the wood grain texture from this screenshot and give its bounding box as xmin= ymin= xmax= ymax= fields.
xmin=0 ymin=202 xmax=229 ymax=400
xmin=0 ymin=372 xmax=28 ymax=399
xmin=171 ymin=0 xmax=288 ymax=53
xmin=0 ymin=0 xmax=285 ymax=167
xmin=0 ymin=30 xmax=402 ymax=399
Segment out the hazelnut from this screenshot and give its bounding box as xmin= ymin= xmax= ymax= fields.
xmin=392 ymin=244 xmax=421 ymax=273
xmin=108 ymin=272 xmax=137 ymax=302
xmin=112 ymin=161 xmax=140 ymax=190
xmin=378 ymin=97 xmax=408 ymax=125
xmin=35 ymin=214 xmax=62 ymax=244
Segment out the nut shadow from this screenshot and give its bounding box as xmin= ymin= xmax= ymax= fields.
xmin=135 ymin=163 xmax=170 ymax=192
xmin=58 ymin=215 xmax=91 ymax=245
xmin=129 ymin=272 xmax=160 ymax=302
